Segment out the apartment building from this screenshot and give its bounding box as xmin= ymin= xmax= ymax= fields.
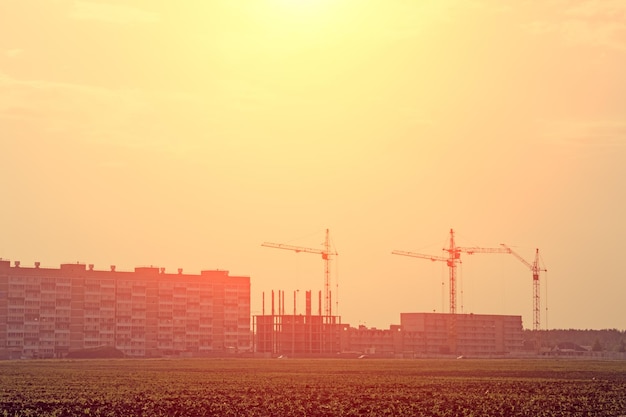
xmin=0 ymin=260 xmax=250 ymax=359
xmin=401 ymin=312 xmax=524 ymax=355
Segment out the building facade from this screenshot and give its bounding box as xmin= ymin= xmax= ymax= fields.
xmin=0 ymin=260 xmax=250 ymax=359
xmin=400 ymin=312 xmax=524 ymax=355
xmin=341 ymin=325 xmax=404 ymax=356
xmin=339 ymin=313 xmax=523 ymax=356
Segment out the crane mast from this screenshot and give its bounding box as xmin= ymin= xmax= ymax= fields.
xmin=262 ymin=229 xmax=337 ymax=317
xmin=445 ymin=229 xmax=460 ymax=315
xmin=500 ymin=245 xmax=546 ymax=332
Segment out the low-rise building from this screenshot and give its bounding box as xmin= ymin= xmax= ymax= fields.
xmin=401 ymin=312 xmax=524 ymax=355
xmin=254 ymin=304 xmax=523 ymax=357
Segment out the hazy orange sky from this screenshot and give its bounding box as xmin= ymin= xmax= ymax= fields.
xmin=1 ymin=0 xmax=625 ymax=330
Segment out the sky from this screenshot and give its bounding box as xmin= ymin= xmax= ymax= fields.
xmin=1 ymin=0 xmax=625 ymax=331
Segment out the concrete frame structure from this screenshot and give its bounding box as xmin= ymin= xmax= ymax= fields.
xmin=0 ymin=260 xmax=250 ymax=359
xmin=253 ymin=290 xmax=346 ymax=355
xmin=254 ymin=314 xmax=346 ymax=355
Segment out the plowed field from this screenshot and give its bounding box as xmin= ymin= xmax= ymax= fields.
xmin=1 ymin=358 xmax=625 ymax=416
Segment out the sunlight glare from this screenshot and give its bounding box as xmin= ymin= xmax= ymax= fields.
xmin=271 ymin=0 xmax=336 ymax=19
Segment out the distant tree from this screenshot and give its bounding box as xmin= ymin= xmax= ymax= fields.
xmin=618 ymin=340 xmax=626 ymax=353
xmin=592 ymin=338 xmax=603 ymax=352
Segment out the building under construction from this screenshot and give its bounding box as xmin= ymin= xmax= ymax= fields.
xmin=253 ymin=290 xmax=346 ymax=355
xmin=253 ymin=290 xmax=524 ymax=357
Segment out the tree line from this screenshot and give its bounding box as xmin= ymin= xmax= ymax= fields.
xmin=524 ymin=329 xmax=626 ymax=352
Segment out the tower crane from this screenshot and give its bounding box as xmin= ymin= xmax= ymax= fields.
xmin=392 ymin=228 xmax=511 ymax=314
xmin=262 ymin=229 xmax=338 ymax=317
xmin=500 ymin=245 xmax=547 ymax=332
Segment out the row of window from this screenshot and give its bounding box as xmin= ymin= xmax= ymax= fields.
xmin=7 ymin=276 xmax=247 ymax=289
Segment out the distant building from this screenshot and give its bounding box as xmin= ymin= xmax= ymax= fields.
xmin=338 ymin=313 xmax=522 ymax=357
xmin=254 ymin=293 xmax=524 ymax=356
xmin=400 ymin=312 xmax=524 ymax=356
xmin=341 ymin=324 xmax=404 ymax=356
xmin=0 ymin=259 xmax=250 ymax=359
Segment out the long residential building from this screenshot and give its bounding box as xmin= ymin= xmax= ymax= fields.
xmin=341 ymin=313 xmax=523 ymax=356
xmin=0 ymin=259 xmax=251 ymax=359
xmin=399 ymin=312 xmax=523 ymax=355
